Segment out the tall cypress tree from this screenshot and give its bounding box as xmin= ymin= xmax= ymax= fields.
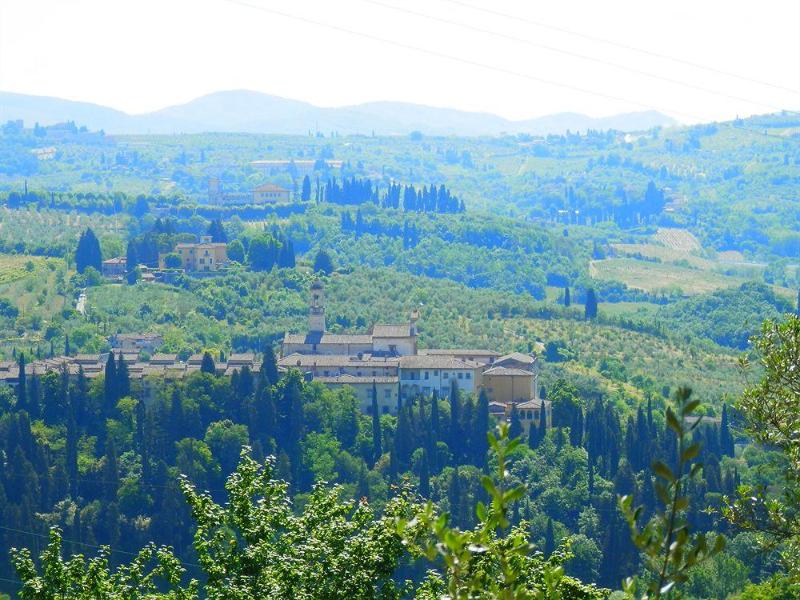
xmin=103 ymin=352 xmax=117 ymax=416
xmin=200 ymin=352 xmax=216 ymax=375
xmin=261 ymin=346 xmax=279 ymax=385
xmin=544 ymin=517 xmax=555 ymax=557
xmin=125 ymin=241 xmax=139 ymax=285
xmin=419 ymin=449 xmax=430 ymax=497
xmin=371 ymin=382 xmax=382 ymax=464
xmin=473 ymin=389 xmax=489 ymax=466
xmin=16 ymin=353 xmax=27 ymax=412
xmin=564 ymin=286 xmax=571 ymax=307
xmin=75 ymin=228 xmax=102 ymax=274
xmin=509 ymin=404 xmax=523 ymax=440
xmin=449 ymin=379 xmax=461 ymax=461
xmin=584 ymin=288 xmax=598 ymax=319
xmin=720 ymin=404 xmax=734 ymax=457
xmin=116 ymin=354 xmax=130 ymax=399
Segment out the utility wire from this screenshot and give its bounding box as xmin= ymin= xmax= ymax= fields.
xmin=437 ymin=0 xmax=800 ymax=96
xmin=358 ymin=0 xmax=792 ymax=114
xmin=218 ymin=0 xmax=796 ymax=140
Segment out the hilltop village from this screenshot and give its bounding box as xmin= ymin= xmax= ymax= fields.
xmin=0 ymin=281 xmax=550 ymax=435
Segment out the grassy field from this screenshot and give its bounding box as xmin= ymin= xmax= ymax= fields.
xmin=611 ymin=243 xmax=714 ymax=270
xmin=590 ymin=258 xmax=746 ymax=295
xmin=653 ymin=227 xmax=702 ymax=252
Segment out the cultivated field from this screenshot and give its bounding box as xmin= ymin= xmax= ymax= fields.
xmin=653 ymin=227 xmax=702 ymax=252
xmin=590 ymin=258 xmax=745 ymax=295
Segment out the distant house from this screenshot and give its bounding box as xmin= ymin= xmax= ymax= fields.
xmin=252 ymin=183 xmax=291 ymax=204
xmin=110 ymin=333 xmax=164 ymax=353
xmin=101 ymin=257 xmax=127 ymax=279
xmin=161 ymin=236 xmax=227 ymax=272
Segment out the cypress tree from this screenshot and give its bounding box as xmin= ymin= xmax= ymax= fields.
xmin=75 ymin=228 xmax=102 ymax=274
xmin=200 ymin=352 xmax=216 ymax=375
xmin=125 ymin=241 xmax=139 ymax=284
xmin=64 ymin=334 xmax=70 ymax=356
xmin=103 ymin=438 xmax=120 ymax=502
xmin=103 ymin=352 xmax=117 ymax=415
xmin=116 ymin=354 xmax=130 ymax=398
xmin=430 ymin=388 xmax=440 ymax=441
xmin=301 ymin=175 xmax=311 ymax=201
xmin=16 ymin=353 xmax=27 ymax=412
xmin=528 ymin=413 xmax=540 ymax=448
xmin=66 ymin=414 xmax=79 ymax=497
xmin=394 ymin=405 xmax=412 ymax=472
xmin=261 ymin=346 xmax=279 ymax=385
xmin=720 ymin=404 xmax=734 ymax=457
xmin=448 ymin=467 xmax=462 ymax=525
xmin=371 ymin=382 xmax=382 ymax=464
xmin=584 ymin=288 xmax=598 ymax=319
xmin=27 ymin=374 xmax=40 ymax=420
xmin=474 ymin=389 xmax=489 ymax=466
xmin=419 ymin=449 xmax=430 ymax=497
xmin=509 ymin=404 xmax=523 ymax=440
xmin=564 ymin=286 xmax=571 ymax=307
xmin=544 ymin=517 xmax=555 ymax=557
xmin=449 ymin=379 xmax=461 ymax=461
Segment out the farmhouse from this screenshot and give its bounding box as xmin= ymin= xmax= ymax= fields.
xmin=161 ymin=236 xmax=227 ymax=272
xmin=252 ymin=183 xmax=291 ymax=204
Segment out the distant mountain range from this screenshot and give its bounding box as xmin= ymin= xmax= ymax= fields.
xmin=0 ymin=89 xmax=678 ymax=136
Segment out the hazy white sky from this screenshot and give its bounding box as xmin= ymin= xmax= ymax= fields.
xmin=1 ymin=0 xmax=799 ymax=122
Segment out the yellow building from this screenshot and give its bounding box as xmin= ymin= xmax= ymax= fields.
xmin=481 ymin=353 xmax=539 ymax=405
xmin=252 ymin=183 xmax=291 ymax=204
xmin=162 ymin=236 xmax=228 ymax=272
xmin=515 ymin=398 xmax=552 ymax=434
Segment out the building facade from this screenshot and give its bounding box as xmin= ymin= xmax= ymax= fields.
xmin=252 ymin=183 xmax=291 ymax=204
xmin=163 ymin=236 xmax=228 ymax=272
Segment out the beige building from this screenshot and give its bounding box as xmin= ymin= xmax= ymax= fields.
xmin=398 ymin=355 xmax=482 ymax=400
xmin=102 ymin=257 xmax=127 ymax=279
xmin=252 ymin=183 xmax=291 ymax=204
xmin=515 ymin=398 xmax=552 ymax=435
xmin=162 ymin=236 xmax=228 ymax=272
xmin=481 ymin=352 xmax=540 ymax=405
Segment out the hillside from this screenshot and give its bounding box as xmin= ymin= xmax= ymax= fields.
xmin=0 ymin=89 xmax=677 ymax=135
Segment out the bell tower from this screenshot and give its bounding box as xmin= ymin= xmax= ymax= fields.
xmin=309 ymin=280 xmax=326 ymax=333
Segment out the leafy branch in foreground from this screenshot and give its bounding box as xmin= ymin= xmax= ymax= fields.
xmin=620 ymin=387 xmax=725 ymax=599
xmin=11 ymin=528 xmax=196 ymax=600
xmin=724 ymin=316 xmax=800 ymax=584
xmin=399 ymin=422 xmax=607 ymax=600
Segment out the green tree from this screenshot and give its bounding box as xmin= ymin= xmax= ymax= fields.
xmin=200 ymin=352 xmax=216 ymax=375
xmin=75 ymin=228 xmax=102 ymax=274
xmin=126 ymin=241 xmax=139 ymax=284
xmin=313 ymin=249 xmax=334 ymax=275
xmin=371 ymin=382 xmax=382 ymax=464
xmin=227 ymin=239 xmax=245 ymax=264
xmin=584 ymin=288 xmax=598 ymax=320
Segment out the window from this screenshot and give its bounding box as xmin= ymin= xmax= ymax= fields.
xmin=443 ymin=372 xmax=449 ymax=378
xmin=433 ymin=370 xmax=439 ymax=376
xmin=199 ymin=258 xmax=205 ymax=264
xmin=457 ymin=372 xmax=463 ymax=379
xmin=424 ymin=371 xmax=429 ymax=380
xmin=465 ymin=372 xmax=471 ymax=379
xmin=384 ymin=389 xmax=391 ymax=399
xmin=382 ymin=406 xmax=390 ymax=414
xmin=323 ymin=370 xmax=329 ymax=376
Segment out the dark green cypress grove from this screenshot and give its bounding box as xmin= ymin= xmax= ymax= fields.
xmin=371 ymin=382 xmax=382 ymax=464
xmin=394 ymin=405 xmax=413 ymax=472
xmin=103 ymin=438 xmax=119 ymax=502
xmin=720 ymin=403 xmax=734 ymax=457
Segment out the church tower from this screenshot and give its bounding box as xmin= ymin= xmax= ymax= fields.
xmin=308 ymin=280 xmax=326 ymax=333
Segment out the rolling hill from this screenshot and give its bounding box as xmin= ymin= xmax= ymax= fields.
xmin=0 ymin=89 xmax=677 ymax=136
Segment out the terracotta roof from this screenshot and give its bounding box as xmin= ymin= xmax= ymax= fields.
xmin=420 ymin=349 xmax=500 ymax=357
xmin=516 ymin=398 xmax=548 ymax=409
xmin=227 ymin=353 xmax=256 ymax=364
xmin=283 ymin=332 xmax=373 ymax=346
xmin=253 ymin=183 xmax=290 ymax=193
xmin=398 ymin=355 xmax=477 ymax=370
xmin=496 ymin=352 xmax=536 ymax=365
xmin=278 ymin=353 xmax=399 ymax=368
xmin=371 ymin=324 xmax=412 ymax=338
xmin=482 ymin=366 xmax=533 ymax=377
xmin=314 ymin=374 xmax=399 ymax=385
xmin=150 ymin=353 xmax=178 ymax=364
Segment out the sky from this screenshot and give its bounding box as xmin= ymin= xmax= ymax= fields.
xmin=0 ymin=0 xmax=799 ymax=123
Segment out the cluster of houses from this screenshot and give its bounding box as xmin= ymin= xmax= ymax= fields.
xmin=1 ymin=282 xmax=550 ymax=435
xmin=278 ymin=281 xmax=550 ymax=434
xmin=102 ymin=236 xmax=229 ymax=281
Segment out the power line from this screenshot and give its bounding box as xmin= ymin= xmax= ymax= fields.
xmin=218 ymin=0 xmax=796 ymax=140
xmin=0 ymin=524 xmax=202 ymax=569
xmin=436 ymin=0 xmax=800 ymax=96
xmin=357 ymin=0 xmax=791 ymax=114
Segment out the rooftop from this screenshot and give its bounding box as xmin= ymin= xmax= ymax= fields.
xmin=283 ymin=332 xmax=374 ymax=346
xmin=371 ymin=324 xmax=413 ymax=338
xmin=252 ymin=183 xmax=290 ymax=193
xmin=313 ymin=374 xmax=399 ymax=385
xmin=482 ymin=366 xmax=534 ymax=377
xmin=398 ymin=355 xmax=478 ymax=370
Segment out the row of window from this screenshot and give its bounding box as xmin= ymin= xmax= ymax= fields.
xmin=403 ymin=370 xmax=472 ymax=381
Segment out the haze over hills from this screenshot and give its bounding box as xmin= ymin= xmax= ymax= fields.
xmin=0 ymin=89 xmax=678 ymax=136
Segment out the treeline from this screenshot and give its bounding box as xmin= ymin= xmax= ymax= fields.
xmin=323 ymin=177 xmax=465 ymax=213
